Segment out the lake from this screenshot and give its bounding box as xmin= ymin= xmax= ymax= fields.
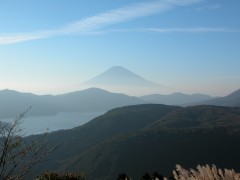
xmin=1 ymin=111 xmax=105 ymax=135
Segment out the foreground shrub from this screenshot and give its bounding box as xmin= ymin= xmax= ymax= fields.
xmin=35 ymin=171 xmax=87 ymax=180
xmin=117 ymin=173 xmax=131 ymax=180
xmin=118 ymin=164 xmax=240 ymax=180
xmin=35 ymin=164 xmax=240 ymax=180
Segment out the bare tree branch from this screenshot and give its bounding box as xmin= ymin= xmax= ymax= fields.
xmin=0 ymin=107 xmax=55 ymax=180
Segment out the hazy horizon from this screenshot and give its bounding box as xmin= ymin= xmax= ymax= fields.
xmin=0 ymin=65 xmax=239 ymax=97
xmin=0 ymin=0 xmax=239 ymax=96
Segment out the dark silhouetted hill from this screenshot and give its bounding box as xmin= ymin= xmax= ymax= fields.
xmin=29 ymin=104 xmax=240 ymax=179
xmin=29 ymin=104 xmax=179 ymax=172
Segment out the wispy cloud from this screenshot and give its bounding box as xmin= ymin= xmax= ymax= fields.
xmin=0 ymin=0 xmax=219 ymax=45
xmin=0 ymin=33 xmax=48 ymax=45
xmin=196 ymin=3 xmax=221 ymax=12
xmin=141 ymin=27 xmax=237 ymax=33
xmin=62 ymin=0 xmax=205 ymax=34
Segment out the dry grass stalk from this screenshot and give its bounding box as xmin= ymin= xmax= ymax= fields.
xmin=172 ymin=164 xmax=240 ymax=180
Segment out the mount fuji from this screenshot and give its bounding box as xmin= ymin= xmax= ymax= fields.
xmin=82 ymin=66 xmax=171 ymax=95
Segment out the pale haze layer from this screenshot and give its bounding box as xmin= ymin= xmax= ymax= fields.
xmin=0 ymin=0 xmax=239 ymax=96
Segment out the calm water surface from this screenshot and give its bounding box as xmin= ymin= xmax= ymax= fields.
xmin=1 ymin=111 xmax=105 ymax=135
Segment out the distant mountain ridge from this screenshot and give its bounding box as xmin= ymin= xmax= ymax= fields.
xmin=1 ymin=87 xmax=240 ymax=118
xmin=0 ymin=89 xmax=58 ymax=118
xmin=228 ymin=89 xmax=240 ymax=98
xmin=140 ymin=92 xmax=213 ymax=105
xmin=141 ymin=89 xmax=240 ymax=107
xmin=191 ymin=89 xmax=240 ymax=107
xmin=0 ymin=88 xmax=144 ymax=118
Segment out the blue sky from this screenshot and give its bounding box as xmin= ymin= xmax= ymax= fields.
xmin=0 ymin=0 xmax=239 ymax=96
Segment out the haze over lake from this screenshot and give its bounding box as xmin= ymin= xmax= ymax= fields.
xmin=1 ymin=111 xmax=104 ymax=135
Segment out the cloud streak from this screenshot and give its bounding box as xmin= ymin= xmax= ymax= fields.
xmin=141 ymin=27 xmax=238 ymax=33
xmin=0 ymin=0 xmax=224 ymax=45
xmin=0 ymin=33 xmax=48 ymax=45
xmin=196 ymin=3 xmax=221 ymax=12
